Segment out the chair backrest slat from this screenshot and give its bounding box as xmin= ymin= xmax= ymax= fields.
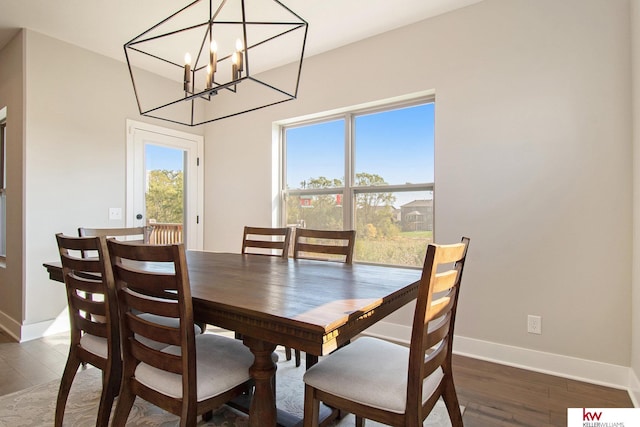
xmin=126 ymin=310 xmax=182 ymax=347
xmin=433 ymin=270 xmax=459 ymax=293
xmin=71 ymin=293 xmax=106 ymax=317
xmin=293 ymin=229 xmax=356 ymax=264
xmin=116 ymin=266 xmax=178 ymax=299
xmin=130 ymin=338 xmax=183 ymax=375
xmin=76 ymin=315 xmax=108 ymax=338
xmin=66 ymin=274 xmax=105 ymax=294
xmin=79 ymin=226 xmax=152 ymax=242
xmin=78 ymin=227 xmax=153 ymax=259
xmin=241 ymin=226 xmax=292 ymax=258
xmin=122 ymin=287 xmax=181 ymax=319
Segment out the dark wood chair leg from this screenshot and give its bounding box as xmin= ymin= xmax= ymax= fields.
xmin=95 ymin=360 xmax=122 ymax=427
xmin=110 ymin=384 xmax=136 ymax=427
xmin=54 ymin=353 xmax=81 ymax=427
xmin=303 ymin=384 xmax=320 ymax=427
xmin=442 ymin=376 xmax=464 ymax=426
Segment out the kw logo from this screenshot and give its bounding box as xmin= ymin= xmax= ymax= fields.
xmin=583 ymin=408 xmax=603 ymax=421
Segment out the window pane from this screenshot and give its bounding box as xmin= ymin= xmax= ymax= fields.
xmin=354 ymin=103 xmax=434 ymax=185
xmin=285 ymin=119 xmax=345 ymax=190
xmin=145 ymin=144 xmax=184 ymax=244
xmin=354 ymin=190 xmax=433 ymax=267
xmin=286 ymin=194 xmax=343 ymax=230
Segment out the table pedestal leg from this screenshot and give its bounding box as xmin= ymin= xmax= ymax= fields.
xmin=243 ymin=336 xmax=278 ymax=427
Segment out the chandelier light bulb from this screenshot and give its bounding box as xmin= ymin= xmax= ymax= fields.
xmin=206 ymin=64 xmax=213 ymax=89
xmin=232 ymin=51 xmax=239 ymax=80
xmin=235 ymin=39 xmax=244 ymax=72
xmin=210 ymin=40 xmax=217 ymax=72
xmin=183 ymin=52 xmax=192 ymax=92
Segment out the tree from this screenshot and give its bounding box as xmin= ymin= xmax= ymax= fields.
xmin=286 ymin=176 xmax=343 ymax=229
xmin=286 ymin=173 xmax=399 ymax=238
xmin=146 ymin=169 xmax=183 ymax=223
xmin=354 ymin=173 xmax=398 ymax=239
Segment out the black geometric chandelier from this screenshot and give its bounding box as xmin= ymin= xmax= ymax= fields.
xmin=124 ymin=0 xmax=308 ymax=127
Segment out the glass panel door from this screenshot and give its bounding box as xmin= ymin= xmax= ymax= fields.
xmin=126 ymin=120 xmax=203 ymax=250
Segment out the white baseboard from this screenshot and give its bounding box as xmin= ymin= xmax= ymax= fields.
xmin=19 ymin=314 xmax=70 ymax=342
xmin=363 ymin=321 xmax=636 ymax=403
xmin=0 ymin=309 xmax=70 ymax=342
xmin=453 ymin=335 xmax=630 ymax=390
xmin=630 ymin=369 xmax=640 ymax=408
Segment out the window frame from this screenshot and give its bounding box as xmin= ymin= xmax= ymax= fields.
xmin=280 ymin=96 xmax=435 ymax=264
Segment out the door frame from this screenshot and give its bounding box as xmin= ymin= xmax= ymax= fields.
xmin=125 ymin=119 xmax=204 ymax=250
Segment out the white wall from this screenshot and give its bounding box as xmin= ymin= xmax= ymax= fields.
xmin=204 ymin=0 xmax=633 ymax=372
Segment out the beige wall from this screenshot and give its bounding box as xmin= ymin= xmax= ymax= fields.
xmin=0 ymin=30 xmax=25 ymax=333
xmin=204 ymin=0 xmax=633 ymax=367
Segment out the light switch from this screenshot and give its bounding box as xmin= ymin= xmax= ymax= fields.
xmin=109 ymin=207 xmax=122 ymax=221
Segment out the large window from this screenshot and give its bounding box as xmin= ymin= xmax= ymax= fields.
xmin=281 ymin=98 xmax=434 ymax=267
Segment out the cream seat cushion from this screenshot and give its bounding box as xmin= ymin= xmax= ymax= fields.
xmin=303 ymin=336 xmax=444 ymax=414
xmin=80 ymin=333 xmax=108 ymax=359
xmin=135 ymin=333 xmax=255 ymax=401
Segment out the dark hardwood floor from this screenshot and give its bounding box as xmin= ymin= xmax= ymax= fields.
xmin=452 ymin=354 xmax=633 ymax=426
xmin=0 ymin=329 xmax=633 ymax=426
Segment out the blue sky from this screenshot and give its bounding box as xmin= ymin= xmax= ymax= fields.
xmin=146 ymin=145 xmax=184 ymax=171
xmin=286 ymin=102 xmax=435 ymax=189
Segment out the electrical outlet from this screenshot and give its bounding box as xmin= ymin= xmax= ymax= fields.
xmin=109 ymin=207 xmax=122 ymax=221
xmin=527 ymin=315 xmax=542 ymax=334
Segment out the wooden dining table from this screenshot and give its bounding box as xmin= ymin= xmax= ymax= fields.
xmin=44 ymin=251 xmax=422 ymax=427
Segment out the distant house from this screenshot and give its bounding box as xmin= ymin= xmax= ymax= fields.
xmin=400 ymin=199 xmax=433 ymax=231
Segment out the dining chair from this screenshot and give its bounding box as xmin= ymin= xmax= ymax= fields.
xmin=54 ymin=234 xmax=121 ymax=427
xmin=302 ymin=237 xmax=470 ymax=427
xmin=240 ymin=225 xmax=295 ymax=365
xmin=80 ymin=226 xmax=207 ymax=334
xmin=107 ymin=240 xmax=257 ymax=426
xmin=293 ymin=228 xmax=356 ymax=264
xmin=290 ymin=228 xmax=357 ymax=367
xmin=241 ymin=226 xmax=292 ymax=258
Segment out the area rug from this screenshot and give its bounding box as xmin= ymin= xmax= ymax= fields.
xmin=0 ymin=349 xmax=460 ymax=426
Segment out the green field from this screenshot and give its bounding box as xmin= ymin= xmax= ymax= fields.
xmin=355 ymin=231 xmax=433 ymax=267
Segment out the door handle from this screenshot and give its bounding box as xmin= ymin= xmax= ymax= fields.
xmin=136 ymin=214 xmax=143 ymax=220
